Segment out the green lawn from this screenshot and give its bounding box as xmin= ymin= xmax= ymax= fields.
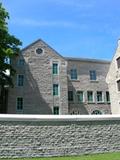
xmin=1 ymin=152 xmax=120 ymax=160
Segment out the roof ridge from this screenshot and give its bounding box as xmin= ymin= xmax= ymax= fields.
xmin=65 ymin=56 xmax=111 ymax=63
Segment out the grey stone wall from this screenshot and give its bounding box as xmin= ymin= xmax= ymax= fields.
xmin=7 ymin=39 xmax=68 ymax=114
xmin=67 ymin=59 xmax=111 ymax=114
xmin=0 ymin=115 xmax=120 ymax=158
xmin=106 ymin=40 xmax=120 ymax=114
xmin=7 ymin=39 xmax=111 ymax=115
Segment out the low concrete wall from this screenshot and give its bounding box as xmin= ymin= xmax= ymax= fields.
xmin=0 ymin=114 xmax=120 ymax=158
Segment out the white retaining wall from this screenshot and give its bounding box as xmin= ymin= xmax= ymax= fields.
xmin=0 ymin=114 xmax=120 ymax=158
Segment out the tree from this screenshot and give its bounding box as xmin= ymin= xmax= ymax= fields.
xmin=0 ymin=3 xmax=22 ymax=113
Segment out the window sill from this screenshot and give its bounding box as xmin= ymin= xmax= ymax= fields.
xmin=53 ymin=74 xmax=59 ymax=76
xmin=87 ymin=102 xmax=95 ymax=104
xmin=90 ymin=80 xmax=99 ymax=83
xmin=96 ymin=102 xmax=105 ymax=104
xmin=106 ymin=102 xmax=111 ymax=104
xmin=70 ymin=79 xmax=80 ymax=82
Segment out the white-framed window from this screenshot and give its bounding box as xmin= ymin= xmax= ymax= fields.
xmin=87 ymin=91 xmax=94 ymax=103
xmin=70 ymin=69 xmax=77 ymax=80
xmin=52 ymin=63 xmax=58 ymax=75
xmin=17 ymin=74 xmax=24 ymax=86
xmin=68 ymin=91 xmax=74 ymax=101
xmin=53 ymin=84 xmax=59 ymax=96
xmin=16 ymin=97 xmax=23 ymax=110
xmin=96 ymin=91 xmax=103 ymax=102
xmin=53 ymin=106 xmax=59 ymax=115
xmin=89 ymin=70 xmax=96 ymax=80
xmin=77 ymin=91 xmax=84 ymax=103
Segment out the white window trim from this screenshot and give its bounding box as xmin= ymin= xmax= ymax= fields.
xmin=96 ymin=91 xmax=104 ymax=103
xmin=76 ymin=90 xmax=85 ymax=103
xmin=89 ymin=70 xmax=97 ymax=81
xmin=50 ymin=60 xmax=61 ymax=75
xmin=53 ymin=84 xmax=60 ymax=96
xmin=70 ymin=68 xmax=78 ymax=80
xmin=87 ymin=91 xmax=95 ymax=103
xmin=52 ymin=62 xmax=59 ymax=75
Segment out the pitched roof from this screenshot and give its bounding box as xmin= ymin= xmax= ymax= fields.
xmin=65 ymin=57 xmax=111 ymax=64
xmin=21 ymin=38 xmax=65 ymax=59
xmin=21 ymin=38 xmax=111 ymax=64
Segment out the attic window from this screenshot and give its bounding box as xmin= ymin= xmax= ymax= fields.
xmin=36 ymin=48 xmax=43 ymax=54
xmin=117 ymin=57 xmax=120 ymax=68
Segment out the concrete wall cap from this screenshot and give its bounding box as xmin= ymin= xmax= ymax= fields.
xmin=0 ymin=114 xmax=120 ymax=121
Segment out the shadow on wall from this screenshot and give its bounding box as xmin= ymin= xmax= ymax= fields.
xmin=68 ymin=79 xmax=89 ymax=115
xmin=23 ymin=62 xmax=52 ymax=114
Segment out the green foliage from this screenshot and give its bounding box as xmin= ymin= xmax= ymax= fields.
xmin=0 ymin=3 xmax=22 ymax=87
xmin=1 ymin=152 xmax=120 ymax=160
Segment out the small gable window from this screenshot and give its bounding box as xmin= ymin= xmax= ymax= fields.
xmin=36 ymin=48 xmax=43 ymax=54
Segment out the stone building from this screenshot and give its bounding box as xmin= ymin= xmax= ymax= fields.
xmin=106 ymin=40 xmax=120 ymax=114
xmin=7 ymin=39 xmax=111 ymax=114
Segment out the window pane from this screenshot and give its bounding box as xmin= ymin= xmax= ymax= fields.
xmin=77 ymin=91 xmax=83 ymax=102
xmin=18 ymin=75 xmax=24 ymax=86
xmin=87 ymin=91 xmax=93 ymax=102
xmin=89 ymin=70 xmax=96 ymax=80
xmin=70 ymin=69 xmax=77 ymax=80
xmin=4 ymin=57 xmax=10 ymax=64
xmin=106 ymin=91 xmax=110 ymax=102
xmin=17 ymin=97 xmax=23 ymax=110
xmin=53 ymin=84 xmax=59 ymax=95
xmin=53 ymin=106 xmax=59 ymax=115
xmin=117 ymin=80 xmax=120 ymax=91
xmin=18 ymin=59 xmax=25 ymax=66
xmin=117 ymin=57 xmax=120 ymax=68
xmin=53 ymin=63 xmax=58 ymax=75
xmin=97 ymin=91 xmax=103 ymax=102
xmin=68 ymin=91 xmax=73 ymax=101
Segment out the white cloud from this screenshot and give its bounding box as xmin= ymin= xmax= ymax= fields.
xmin=10 ymin=18 xmax=77 ymax=28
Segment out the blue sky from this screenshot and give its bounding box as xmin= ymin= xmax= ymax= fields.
xmin=1 ymin=0 xmax=120 ymax=60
